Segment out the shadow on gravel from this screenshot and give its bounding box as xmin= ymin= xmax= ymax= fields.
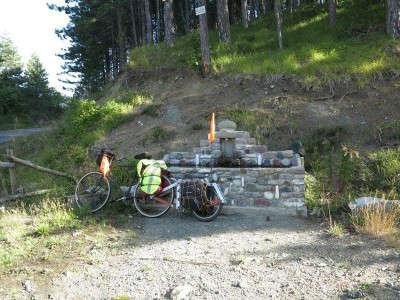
xmin=340 ymin=283 xmax=400 ymax=300
xmin=127 ymin=207 xmax=399 ymax=269
xmin=131 ymin=207 xmax=314 ymax=244
xmin=269 ymin=238 xmax=400 ymax=268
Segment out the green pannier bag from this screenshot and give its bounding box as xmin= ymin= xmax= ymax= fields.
xmin=137 ymin=159 xmax=167 ymax=195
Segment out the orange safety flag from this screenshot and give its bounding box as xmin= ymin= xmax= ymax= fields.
xmin=99 ymin=155 xmax=111 ymax=177
xmin=208 ymin=112 xmax=216 ymax=144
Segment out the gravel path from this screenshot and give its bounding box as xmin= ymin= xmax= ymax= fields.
xmin=40 ymin=208 xmax=400 ymax=299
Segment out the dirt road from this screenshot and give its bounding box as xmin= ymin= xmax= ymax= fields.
xmin=0 ymin=128 xmax=48 ymax=144
xmin=36 ymin=208 xmax=400 ymax=299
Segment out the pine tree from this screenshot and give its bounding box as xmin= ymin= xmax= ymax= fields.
xmin=163 ymin=0 xmax=176 ymax=47
xmin=25 ymin=54 xmax=54 ymax=112
xmin=328 ymin=0 xmax=336 ymax=27
xmin=217 ymin=0 xmax=231 ymax=43
xmin=0 ymin=36 xmax=21 ymax=71
xmin=241 ymin=0 xmax=249 ymax=28
xmin=0 ymin=37 xmax=24 ymax=114
xmin=387 ymin=0 xmax=400 ymax=37
xmin=274 ymin=0 xmax=283 ymax=49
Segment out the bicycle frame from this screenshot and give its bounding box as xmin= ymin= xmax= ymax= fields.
xmin=106 ymin=174 xmax=138 ymax=202
xmin=155 ymin=178 xmax=226 ymax=210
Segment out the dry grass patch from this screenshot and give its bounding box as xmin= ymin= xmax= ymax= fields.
xmin=351 ymin=204 xmax=400 ymax=237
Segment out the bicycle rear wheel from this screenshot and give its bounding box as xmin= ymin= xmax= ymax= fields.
xmin=133 ymin=176 xmax=173 ymax=218
xmin=191 ymin=184 xmax=224 ymax=222
xmin=75 ymin=172 xmax=111 ymax=213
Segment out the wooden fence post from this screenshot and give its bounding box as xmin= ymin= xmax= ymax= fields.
xmin=6 ymin=148 xmax=17 ymax=195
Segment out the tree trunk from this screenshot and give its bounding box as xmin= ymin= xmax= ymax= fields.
xmin=387 ymin=0 xmax=400 ymax=37
xmin=129 ymin=0 xmax=138 ymax=47
xmin=140 ymin=4 xmax=146 ymax=45
xmin=328 ymin=0 xmax=336 ymax=27
xmin=241 ymin=0 xmax=249 ymax=28
xmin=260 ymin=0 xmax=266 ymax=15
xmin=217 ymin=0 xmax=231 ymax=43
xmin=105 ymin=50 xmax=112 ymax=82
xmin=144 ymin=0 xmax=153 ymax=44
xmin=288 ymin=0 xmax=293 ymax=14
xmin=156 ymin=0 xmax=161 ymax=43
xmin=116 ymin=3 xmax=126 ymax=71
xmin=249 ymin=0 xmax=256 ymax=21
xmin=180 ymin=0 xmax=190 ymax=33
xmin=163 ymin=0 xmax=175 ymax=47
xmin=274 ymin=0 xmax=283 ymax=49
xmin=199 ymin=11 xmax=211 ymax=75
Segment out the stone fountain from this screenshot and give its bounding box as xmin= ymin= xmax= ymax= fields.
xmin=163 ymin=120 xmax=306 ymax=216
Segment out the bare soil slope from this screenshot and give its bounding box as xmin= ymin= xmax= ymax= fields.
xmin=98 ymin=69 xmax=400 ymax=158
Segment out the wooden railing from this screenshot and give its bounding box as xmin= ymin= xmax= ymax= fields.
xmin=0 ymin=148 xmax=75 ymax=204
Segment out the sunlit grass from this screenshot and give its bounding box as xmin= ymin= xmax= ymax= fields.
xmin=0 ymin=196 xmax=137 ymax=273
xmin=328 ymin=222 xmax=345 ymax=237
xmin=130 ymin=3 xmax=399 ymax=86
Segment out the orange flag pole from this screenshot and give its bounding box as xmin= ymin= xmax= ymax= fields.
xmin=208 ymin=112 xmax=216 ymax=144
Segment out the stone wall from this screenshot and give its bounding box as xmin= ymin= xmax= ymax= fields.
xmin=169 ymin=165 xmax=306 ymax=215
xmin=164 ymin=150 xmax=303 ymax=168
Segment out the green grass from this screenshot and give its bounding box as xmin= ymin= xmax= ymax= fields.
xmin=0 ymin=196 xmax=136 ymax=273
xmin=327 ymin=222 xmax=345 ymax=237
xmin=35 ymin=91 xmax=152 ymax=174
xmin=0 ymin=90 xmax=151 ymax=206
xmin=130 ymin=2 xmax=399 ymax=86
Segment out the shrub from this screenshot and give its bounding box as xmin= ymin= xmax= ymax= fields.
xmin=33 ymin=200 xmax=80 ymax=236
xmin=223 ymin=105 xmax=275 ymax=144
xmin=305 ymin=173 xmax=323 ymax=209
xmin=365 ymin=149 xmax=400 ymax=199
xmin=305 ymin=126 xmax=348 ymax=157
xmin=153 ymin=127 xmax=173 ymax=141
xmin=375 ymin=121 xmax=400 ymax=146
xmin=338 ymin=145 xmax=363 ymax=190
xmin=141 ymin=103 xmax=161 ymax=117
xmin=191 ymin=123 xmax=204 ymax=131
xmin=327 ymin=222 xmax=345 ymax=237
xmin=235 ymin=41 xmax=255 ymax=55
xmin=42 ymin=98 xmax=137 ymax=169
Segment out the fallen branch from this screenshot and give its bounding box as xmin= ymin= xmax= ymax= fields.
xmin=338 ymin=90 xmax=357 ymax=102
xmin=0 ymin=189 xmax=53 ymax=204
xmin=6 ymin=155 xmax=75 ymax=182
xmin=313 ymin=92 xmax=335 ymax=101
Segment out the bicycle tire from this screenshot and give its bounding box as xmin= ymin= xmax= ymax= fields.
xmin=191 ymin=185 xmax=224 ymax=222
xmin=75 ymin=172 xmax=111 ymax=213
xmin=133 ymin=176 xmax=173 ymax=218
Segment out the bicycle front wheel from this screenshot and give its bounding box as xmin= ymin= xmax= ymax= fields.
xmin=133 ymin=176 xmax=173 ymax=218
xmin=75 ymin=172 xmax=111 ymax=213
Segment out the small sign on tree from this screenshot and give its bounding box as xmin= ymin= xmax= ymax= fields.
xmin=195 ymin=0 xmax=211 ymax=75
xmin=195 ymin=0 xmax=206 ymax=16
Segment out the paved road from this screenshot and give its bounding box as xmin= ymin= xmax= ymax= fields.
xmin=0 ymin=128 xmax=49 ymax=144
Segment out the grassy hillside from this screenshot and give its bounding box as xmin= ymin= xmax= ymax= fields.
xmin=131 ymin=2 xmax=399 ymax=86
xmin=1 ymin=0 xmax=399 ymax=277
